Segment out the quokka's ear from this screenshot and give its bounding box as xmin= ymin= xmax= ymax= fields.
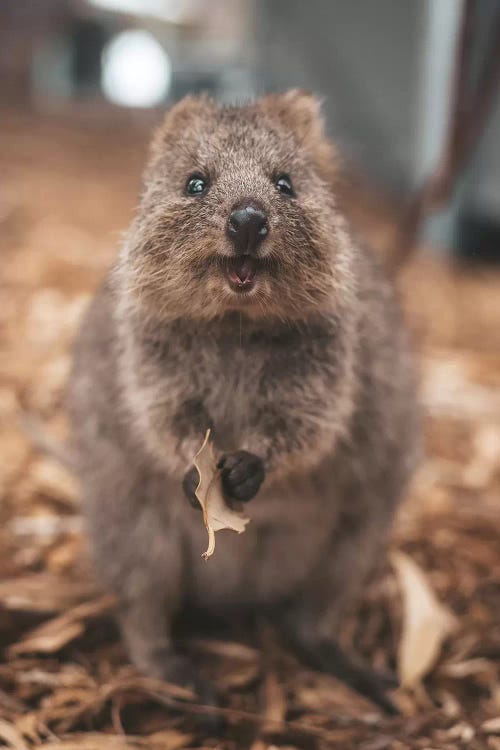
xmin=259 ymin=89 xmax=337 ymax=176
xmin=259 ymin=89 xmax=326 ymax=142
xmin=150 ymin=93 xmax=217 ymax=151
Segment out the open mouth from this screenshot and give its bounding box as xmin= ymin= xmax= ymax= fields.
xmin=225 ymin=256 xmax=258 ymax=292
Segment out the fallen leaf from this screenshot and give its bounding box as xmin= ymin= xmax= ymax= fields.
xmin=0 ymin=573 xmax=97 ymax=612
xmin=193 ymin=429 xmax=250 ymax=558
xmin=17 ymin=664 xmax=96 ymax=689
xmin=189 ymin=637 xmax=259 ymax=661
xmin=482 ymin=717 xmax=500 ymax=735
xmin=37 ymin=733 xmax=193 ymax=750
xmin=13 ymin=713 xmax=43 ymax=746
xmin=35 ymin=734 xmax=147 ymax=749
xmin=0 ymin=719 xmax=29 ymax=750
xmin=218 ymin=660 xmax=260 ymax=690
xmin=8 ymin=622 xmax=84 ymax=657
xmin=391 ymin=551 xmax=457 ymax=688
xmin=7 ymin=594 xmax=116 ymax=656
xmin=147 ymin=729 xmax=195 ymax=749
xmin=440 ymin=657 xmax=495 ymax=679
xmin=446 ymin=721 xmax=475 ymax=742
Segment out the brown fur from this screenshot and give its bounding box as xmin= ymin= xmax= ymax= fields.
xmin=67 ymin=91 xmax=420 ymax=705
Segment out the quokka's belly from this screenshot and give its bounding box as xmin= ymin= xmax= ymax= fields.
xmin=181 ymin=476 xmax=338 ymax=609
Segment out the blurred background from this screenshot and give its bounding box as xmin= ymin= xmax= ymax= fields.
xmin=1 ymin=3 xmax=500 ymax=748
xmin=1 ymin=0 xmax=499 ymax=259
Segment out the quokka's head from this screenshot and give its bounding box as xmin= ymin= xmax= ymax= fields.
xmin=119 ymin=90 xmax=355 ymax=322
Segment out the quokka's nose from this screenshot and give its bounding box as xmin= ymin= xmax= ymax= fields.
xmin=227 ymin=202 xmax=269 ymax=255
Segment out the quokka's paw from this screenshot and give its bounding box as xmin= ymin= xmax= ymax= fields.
xmin=217 ymin=450 xmax=265 ymax=502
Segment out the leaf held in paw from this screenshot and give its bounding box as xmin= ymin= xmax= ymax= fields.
xmin=193 ymin=429 xmax=250 ymax=559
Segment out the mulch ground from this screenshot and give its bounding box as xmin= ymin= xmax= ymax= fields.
xmin=1 ymin=109 xmax=499 ymax=750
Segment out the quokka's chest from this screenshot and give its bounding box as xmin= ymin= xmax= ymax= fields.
xmin=165 ymin=325 xmax=337 ymax=448
xmin=171 ymin=348 xmax=268 ymax=448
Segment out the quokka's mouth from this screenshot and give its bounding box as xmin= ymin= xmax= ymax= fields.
xmin=225 ymin=255 xmax=258 ymax=292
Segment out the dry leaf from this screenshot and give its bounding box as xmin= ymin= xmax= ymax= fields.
xmin=218 ymin=660 xmax=260 ymax=690
xmin=193 ymin=429 xmax=250 ymax=559
xmin=446 ymin=721 xmax=475 ymax=742
xmin=17 ymin=665 xmax=96 ymax=690
xmin=36 ymin=734 xmax=146 ymax=749
xmin=147 ymin=730 xmax=195 ymax=749
xmin=8 ymin=594 xmax=115 ymax=656
xmin=9 ymin=622 xmax=84 ymax=657
xmin=37 ymin=733 xmax=193 ymax=750
xmin=391 ymin=551 xmax=457 ymax=688
xmin=189 ymin=637 xmax=259 ymax=661
xmin=482 ymin=717 xmax=500 ymax=735
xmin=440 ymin=657 xmax=496 ymax=679
xmin=0 ymin=719 xmax=29 ymax=750
xmin=0 ymin=573 xmax=97 ymax=612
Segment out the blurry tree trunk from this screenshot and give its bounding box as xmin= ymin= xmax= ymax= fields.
xmin=390 ymin=0 xmax=500 ymax=269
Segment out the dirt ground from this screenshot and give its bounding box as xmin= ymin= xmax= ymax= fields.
xmin=1 ymin=110 xmax=499 ymax=750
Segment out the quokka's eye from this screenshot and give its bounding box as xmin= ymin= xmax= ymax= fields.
xmin=275 ymin=173 xmax=295 ymax=197
xmin=186 ymin=174 xmax=208 ymax=196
